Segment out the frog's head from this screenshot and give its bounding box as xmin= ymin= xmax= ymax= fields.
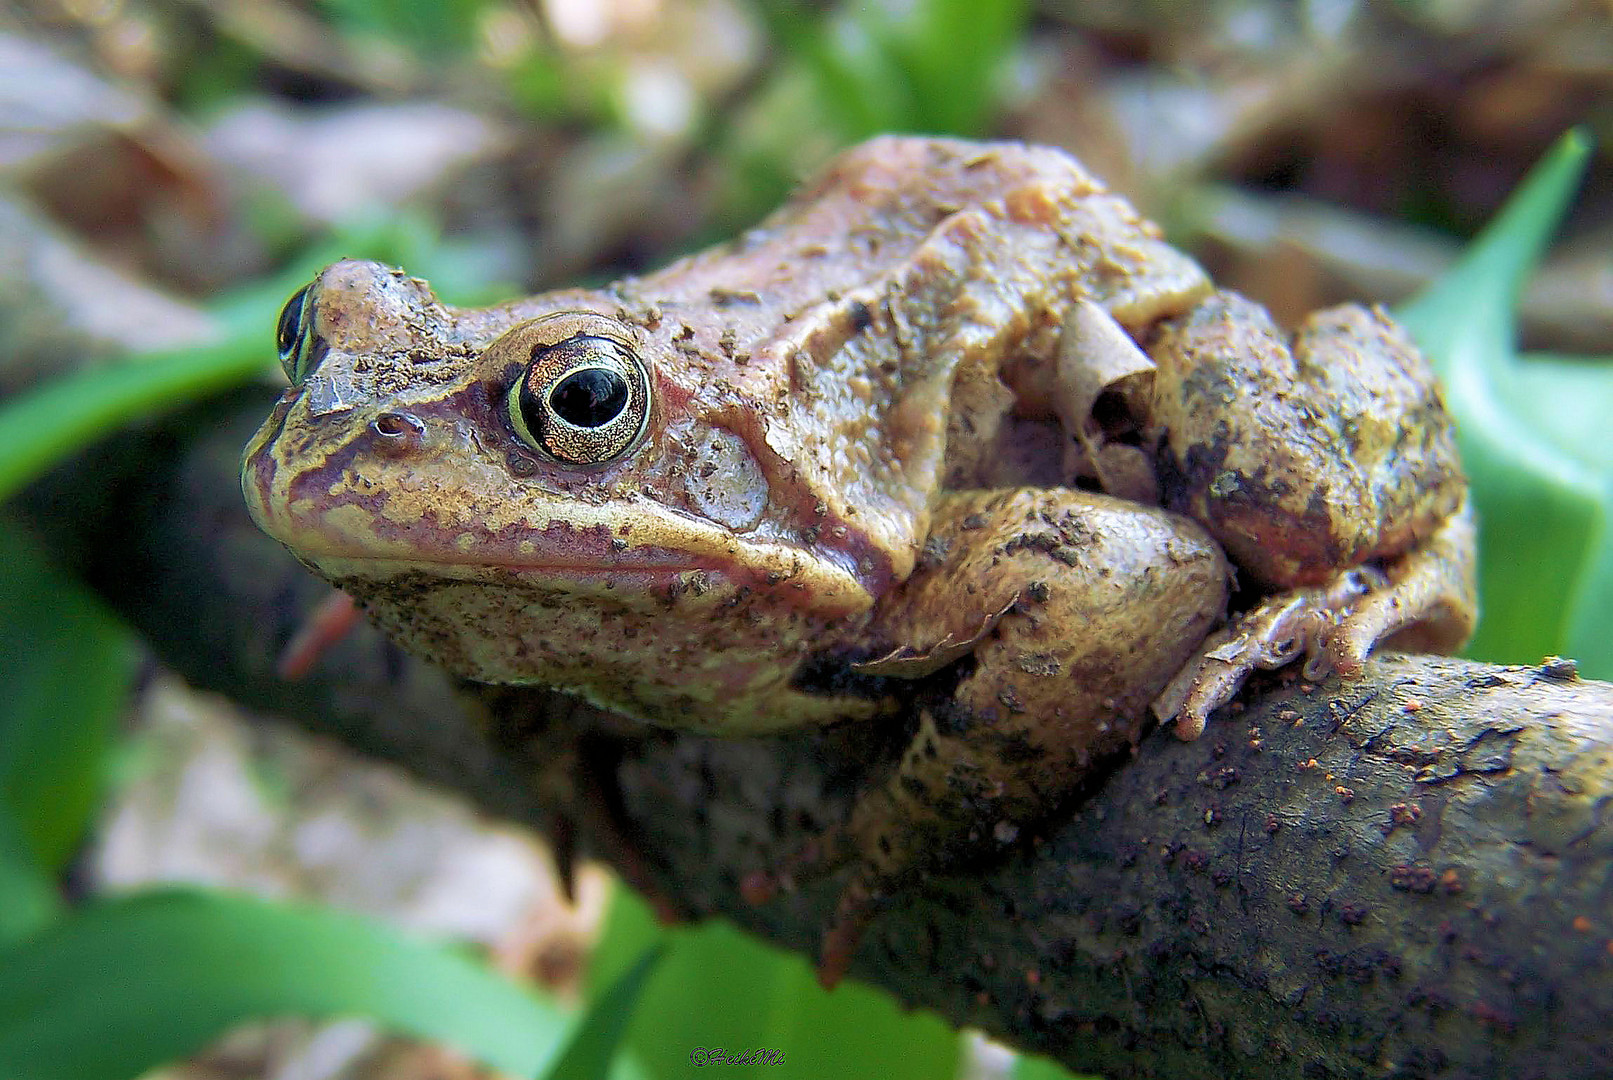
xmin=242 ymin=260 xmax=882 ymax=731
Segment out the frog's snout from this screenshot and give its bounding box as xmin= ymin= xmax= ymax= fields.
xmin=239 ymin=417 xmax=282 ymax=539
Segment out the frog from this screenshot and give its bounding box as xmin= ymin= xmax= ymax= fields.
xmin=243 ymin=136 xmax=1475 ymax=986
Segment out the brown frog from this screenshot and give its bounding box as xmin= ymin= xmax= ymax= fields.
xmin=243 ymin=137 xmax=1475 ymax=984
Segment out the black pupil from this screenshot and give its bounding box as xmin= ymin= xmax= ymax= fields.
xmin=550 ymin=367 xmax=629 ymax=427
xmin=277 ymin=286 xmax=308 ymax=358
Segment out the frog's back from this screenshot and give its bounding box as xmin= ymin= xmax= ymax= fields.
xmin=643 ymin=137 xmax=1203 ymax=329
xmin=630 ymin=137 xmax=1210 ymax=586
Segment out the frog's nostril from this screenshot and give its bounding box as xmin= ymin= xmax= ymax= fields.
xmin=371 ymin=411 xmax=426 ymax=451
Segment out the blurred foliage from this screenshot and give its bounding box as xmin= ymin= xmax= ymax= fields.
xmin=0 ymin=527 xmax=136 ymax=872
xmin=0 ymin=890 xmax=594 ymax=1080
xmin=713 ymin=0 xmax=1030 ymax=225
xmin=320 ymin=0 xmax=486 ymax=54
xmin=588 ymin=888 xmax=966 ymax=1080
xmin=1399 ymin=130 xmax=1609 ymax=680
xmin=754 ymin=0 xmax=1027 ymax=138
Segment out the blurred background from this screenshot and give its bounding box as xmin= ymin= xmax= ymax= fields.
xmin=8 ymin=0 xmax=1612 ymax=346
xmin=1 ymin=1 xmax=1609 ymax=1078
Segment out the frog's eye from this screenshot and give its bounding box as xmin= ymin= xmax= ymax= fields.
xmin=275 ymin=284 xmax=324 ymax=384
xmin=506 ymin=333 xmax=651 ymax=466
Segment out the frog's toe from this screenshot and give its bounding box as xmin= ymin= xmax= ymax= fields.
xmin=1325 ymin=504 xmax=1478 ymax=676
xmin=1154 ymin=575 xmax=1365 ymax=740
xmin=276 ymin=588 xmax=361 ymax=679
xmin=1157 ymin=502 xmax=1477 ymax=737
xmin=741 ymin=830 xmax=854 ymax=908
xmin=817 ymin=871 xmax=886 ymax=989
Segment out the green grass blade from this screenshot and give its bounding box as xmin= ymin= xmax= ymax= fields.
xmin=1399 ymin=131 xmax=1591 ymax=368
xmin=1496 ymin=352 xmax=1613 ymax=675
xmin=1563 ymin=504 xmax=1613 ymax=678
xmin=1397 ymin=130 xmax=1606 ymax=672
xmin=542 ymin=945 xmax=664 ymax=1080
xmin=0 ymin=212 xmax=515 ymax=506
xmin=0 ymin=333 xmax=268 ymax=503
xmin=0 ymin=889 xmax=569 ymax=1080
xmin=0 ymin=524 xmax=139 ymax=871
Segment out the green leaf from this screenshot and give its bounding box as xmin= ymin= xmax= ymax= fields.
xmin=1566 ymin=523 xmax=1613 ymax=677
xmin=590 ymin=890 xmax=962 ymax=1080
xmin=0 ymin=807 xmax=59 ymax=949
xmin=755 ymin=951 xmax=961 ymax=1080
xmin=1499 ymin=352 xmax=1613 ymax=676
xmin=0 ymin=889 xmax=570 ymax=1080
xmin=1397 ymin=130 xmax=1610 ymax=677
xmin=542 ymin=945 xmax=663 ymax=1080
xmin=0 ymin=334 xmax=267 ymax=503
xmin=0 ymin=523 xmax=138 ymax=871
xmin=1503 ymin=354 xmax=1613 ymax=479
xmin=750 ymin=0 xmax=1027 ymax=142
xmin=877 ymin=0 xmax=1030 ymax=134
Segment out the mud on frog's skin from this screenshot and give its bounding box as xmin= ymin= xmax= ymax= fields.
xmin=244 ymin=136 xmax=1476 ymax=985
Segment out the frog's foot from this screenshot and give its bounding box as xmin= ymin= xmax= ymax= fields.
xmin=740 ymin=849 xmax=886 ymax=988
xmin=818 ymin=871 xmax=891 ymax=989
xmin=1151 ymin=570 xmax=1378 ymax=741
xmin=740 ymin=729 xmax=971 ymax=990
xmin=1156 ymin=500 xmax=1477 ymax=740
xmin=548 ymin=796 xmax=687 ymax=926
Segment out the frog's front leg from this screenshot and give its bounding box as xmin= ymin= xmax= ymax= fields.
xmin=1143 ymin=291 xmax=1478 ymax=737
xmin=753 ymin=488 xmax=1230 ymax=986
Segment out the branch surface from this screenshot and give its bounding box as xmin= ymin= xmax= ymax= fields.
xmin=19 ymin=392 xmax=1613 ymax=1080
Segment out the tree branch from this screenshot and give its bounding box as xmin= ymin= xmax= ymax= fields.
xmin=20 ymin=392 xmax=1613 ymax=1079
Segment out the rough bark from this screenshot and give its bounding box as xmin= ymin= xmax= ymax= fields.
xmin=17 ymin=390 xmax=1613 ymax=1080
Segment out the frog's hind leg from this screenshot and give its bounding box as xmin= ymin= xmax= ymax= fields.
xmin=1142 ymin=293 xmax=1478 ymax=739
xmin=748 ymin=488 xmax=1230 ymax=986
